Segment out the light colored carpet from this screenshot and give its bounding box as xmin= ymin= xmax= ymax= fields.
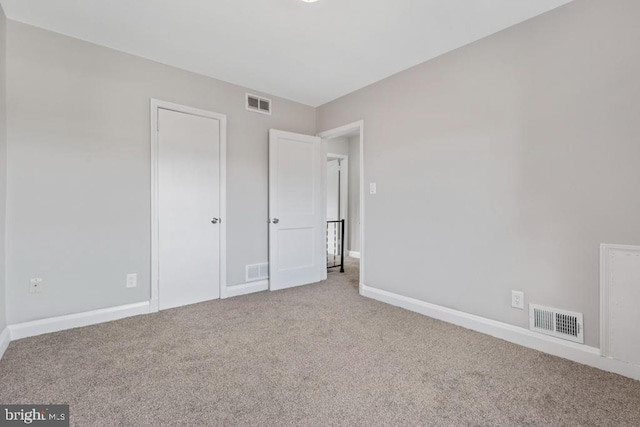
xmin=1 ymin=257 xmax=639 ymax=426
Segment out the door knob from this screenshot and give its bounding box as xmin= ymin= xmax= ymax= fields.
xmin=272 ymin=218 xmax=280 ymax=224
xmin=211 ymin=218 xmax=219 ymax=224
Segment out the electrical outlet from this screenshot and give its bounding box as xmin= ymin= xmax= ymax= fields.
xmin=511 ymin=291 xmax=524 ymax=309
xmin=126 ymin=273 xmax=137 ymax=288
xmin=29 ymin=278 xmax=43 ymax=294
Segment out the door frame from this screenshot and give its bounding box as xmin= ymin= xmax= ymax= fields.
xmin=326 ymin=153 xmax=349 ymax=254
xmin=318 ymin=120 xmax=364 ymax=293
xmin=150 ymin=99 xmax=227 ymax=312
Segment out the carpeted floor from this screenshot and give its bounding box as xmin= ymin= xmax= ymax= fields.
xmin=1 ymin=257 xmax=639 ymax=426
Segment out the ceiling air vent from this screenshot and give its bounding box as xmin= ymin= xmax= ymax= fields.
xmin=529 ymin=304 xmax=584 ymax=343
xmin=246 ymin=93 xmax=272 ymax=115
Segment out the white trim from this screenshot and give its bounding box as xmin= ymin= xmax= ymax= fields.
xmin=222 ymin=280 xmax=269 ymax=299
xmin=348 ymin=251 xmax=361 ymax=259
xmin=321 ymin=139 xmax=328 ymax=281
xmin=8 ymin=302 xmax=151 ymax=341
xmin=600 ymin=243 xmax=640 ymax=360
xmin=361 ymin=284 xmax=640 ymax=381
xmin=0 ymin=327 xmax=10 ymax=360
xmin=318 ymin=120 xmax=364 ymax=288
xmin=150 ymin=99 xmax=227 ymax=312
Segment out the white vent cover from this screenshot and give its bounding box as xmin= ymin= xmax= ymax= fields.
xmin=529 ymin=304 xmax=584 ymax=343
xmin=246 ymin=262 xmax=269 ymax=282
xmin=246 ymin=93 xmax=272 ymax=115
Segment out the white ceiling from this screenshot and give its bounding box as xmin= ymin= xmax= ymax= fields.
xmin=1 ymin=0 xmax=572 ymax=107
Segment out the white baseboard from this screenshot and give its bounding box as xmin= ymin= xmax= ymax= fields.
xmin=222 ymin=280 xmax=269 ymax=299
xmin=348 ymin=251 xmax=361 ymax=259
xmin=360 ymin=284 xmax=640 ymax=381
xmin=0 ymin=327 xmax=10 ymax=360
xmin=9 ymin=301 xmax=151 ymax=341
xmin=149 ymin=298 xmax=159 ymax=313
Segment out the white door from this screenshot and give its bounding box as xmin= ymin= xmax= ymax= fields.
xmin=603 ymin=246 xmax=640 ymax=366
xmin=158 ymin=108 xmax=221 ymax=310
xmin=269 ymin=129 xmax=325 ymax=291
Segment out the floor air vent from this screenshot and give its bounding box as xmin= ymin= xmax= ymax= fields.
xmin=246 ymin=262 xmax=269 ymax=282
xmin=529 ymin=304 xmax=584 ymax=343
xmin=246 ymin=93 xmax=271 ymax=115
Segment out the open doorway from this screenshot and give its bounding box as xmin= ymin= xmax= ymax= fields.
xmin=319 ymin=121 xmax=363 ymax=292
xmin=326 ymin=152 xmax=347 ymax=273
xmin=267 ymin=122 xmax=363 ymax=293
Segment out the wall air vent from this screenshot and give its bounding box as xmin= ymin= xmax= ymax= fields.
xmin=246 ymin=93 xmax=272 ymax=115
xmin=529 ymin=304 xmax=584 ymax=343
xmin=246 ymin=262 xmax=269 ymax=282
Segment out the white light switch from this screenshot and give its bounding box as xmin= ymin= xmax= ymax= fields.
xmin=369 ymin=182 xmax=377 ymax=195
xmin=126 ymin=273 xmax=137 ymax=288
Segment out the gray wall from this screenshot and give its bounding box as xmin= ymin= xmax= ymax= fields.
xmin=0 ymin=6 xmax=6 ymax=332
xmin=327 ymin=136 xmax=350 ymax=157
xmin=347 ymin=134 xmax=360 ymax=254
xmin=317 ymin=0 xmax=640 ymax=348
xmin=6 ymin=21 xmax=315 ymax=324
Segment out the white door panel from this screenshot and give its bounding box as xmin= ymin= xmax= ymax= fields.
xmin=269 ymin=129 xmax=325 ymax=291
xmin=158 ymin=108 xmax=221 ymax=309
xmin=607 ymin=248 xmax=640 ymax=365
